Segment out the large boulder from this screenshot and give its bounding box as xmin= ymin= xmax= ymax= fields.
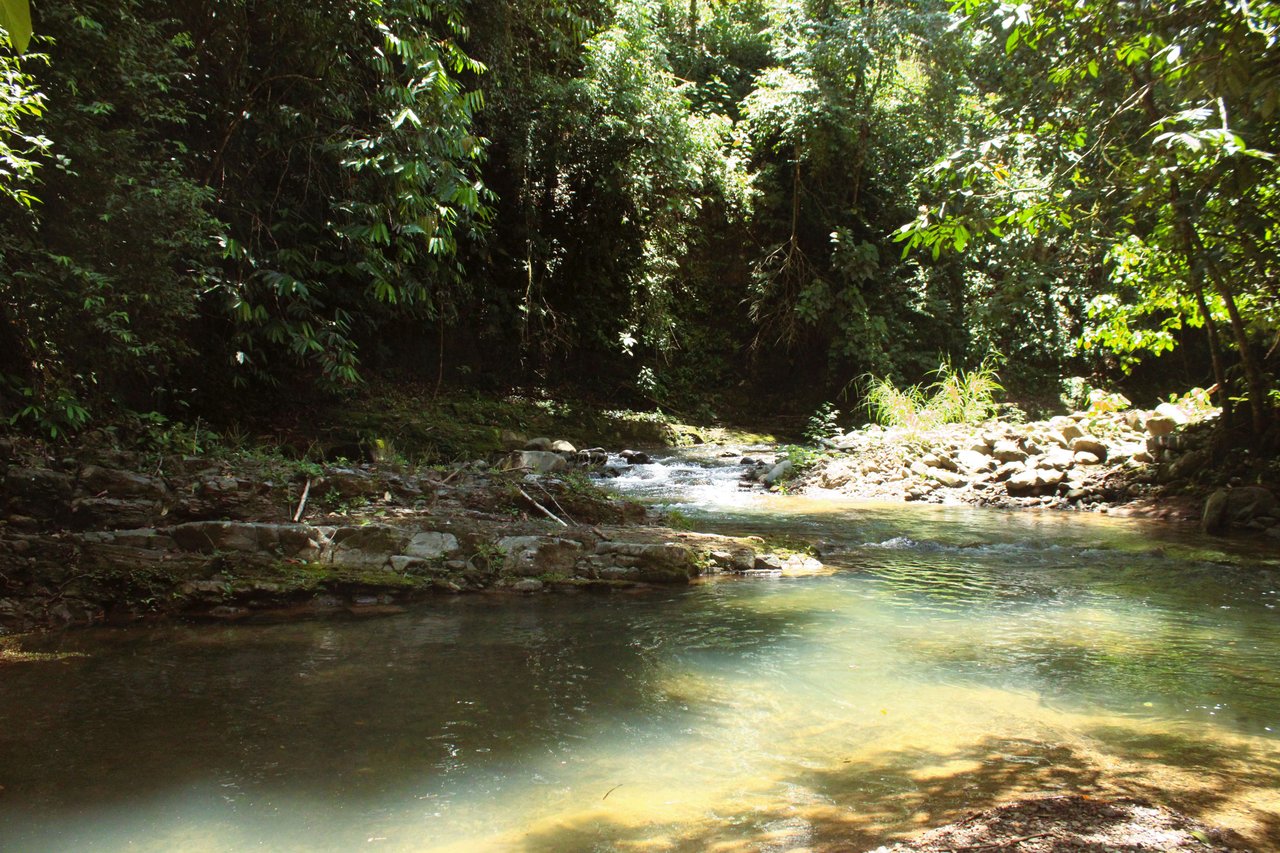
xmin=594 ymin=541 xmax=697 ymax=583
xmin=954 ymin=449 xmax=995 ymax=473
xmin=170 ymin=521 xmax=326 ymax=558
xmin=501 ymin=450 xmax=569 ymax=475
xmin=498 ymin=536 xmax=583 ymax=578
xmin=1203 ymin=486 xmax=1277 ymax=535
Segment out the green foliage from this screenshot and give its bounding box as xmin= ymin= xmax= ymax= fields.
xmin=864 ymin=360 xmax=1003 ymax=431
xmin=0 ymin=0 xmax=31 ymax=53
xmin=0 ymin=32 xmax=45 ymax=207
xmin=804 ymin=401 xmax=841 ymax=444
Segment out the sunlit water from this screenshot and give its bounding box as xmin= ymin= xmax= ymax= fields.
xmin=3 ymin=449 xmax=1280 ymax=851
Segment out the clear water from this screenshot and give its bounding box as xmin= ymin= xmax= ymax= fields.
xmin=2 ymin=450 xmax=1279 ymax=851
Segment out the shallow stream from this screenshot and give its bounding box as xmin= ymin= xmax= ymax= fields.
xmin=2 ymin=449 xmax=1279 ymax=850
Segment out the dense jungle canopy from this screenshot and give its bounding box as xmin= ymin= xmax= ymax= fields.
xmin=1 ymin=0 xmax=1278 ymax=436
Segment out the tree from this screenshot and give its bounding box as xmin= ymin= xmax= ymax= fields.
xmin=897 ymin=0 xmax=1280 ymax=433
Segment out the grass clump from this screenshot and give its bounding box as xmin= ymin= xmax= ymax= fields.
xmin=864 ymin=361 xmax=1003 ymax=431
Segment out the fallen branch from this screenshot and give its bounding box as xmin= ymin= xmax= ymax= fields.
xmin=518 ymin=487 xmax=567 ymax=526
xmin=535 ymin=481 xmax=578 ymax=526
xmin=292 ymin=478 xmax=311 ymax=522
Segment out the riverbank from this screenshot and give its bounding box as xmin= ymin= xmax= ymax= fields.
xmin=795 ymin=395 xmax=1280 ymax=536
xmin=0 ymin=426 xmax=822 ymax=637
xmin=5 ymin=388 xmax=1279 ymax=636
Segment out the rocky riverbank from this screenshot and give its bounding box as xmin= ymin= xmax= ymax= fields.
xmin=0 ymin=435 xmax=814 ymax=636
xmin=798 ymin=396 xmax=1280 ymax=536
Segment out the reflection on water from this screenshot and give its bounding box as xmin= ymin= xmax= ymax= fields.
xmin=2 ymin=452 xmax=1279 ymax=850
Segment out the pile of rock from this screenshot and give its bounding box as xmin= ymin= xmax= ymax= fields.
xmin=499 ymin=436 xmax=653 ymax=477
xmin=804 ymin=398 xmax=1274 ymax=523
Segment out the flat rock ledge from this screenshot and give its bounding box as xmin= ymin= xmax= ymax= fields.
xmin=0 ymin=518 xmax=818 ymax=632
xmin=870 ymin=795 xmax=1238 ymax=852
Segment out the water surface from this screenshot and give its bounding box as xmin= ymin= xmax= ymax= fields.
xmin=2 ymin=450 xmax=1278 ymax=850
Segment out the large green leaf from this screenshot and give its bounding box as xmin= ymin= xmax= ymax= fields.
xmin=0 ymin=0 xmax=31 ymax=53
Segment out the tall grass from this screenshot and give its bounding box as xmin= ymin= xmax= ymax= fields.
xmin=864 ymin=361 xmax=1003 ymax=431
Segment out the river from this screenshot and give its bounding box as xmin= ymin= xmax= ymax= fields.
xmin=1 ymin=448 xmax=1278 ymax=850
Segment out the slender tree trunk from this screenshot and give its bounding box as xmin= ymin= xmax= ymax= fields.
xmin=1169 ymin=178 xmax=1268 ymax=435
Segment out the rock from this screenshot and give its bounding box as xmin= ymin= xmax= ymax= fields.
xmin=170 ymin=521 xmax=326 ymax=558
xmin=403 ymin=531 xmax=459 ymax=560
xmin=1226 ymin=486 xmax=1277 ymax=525
xmin=71 ymin=497 xmax=161 ymax=530
xmin=1006 ymin=467 xmax=1064 ymax=497
xmin=1044 ymin=430 xmax=1071 ymax=449
xmin=322 ymin=467 xmax=384 ymax=499
xmin=595 ymin=541 xmax=697 ymax=582
xmin=1145 ymin=415 xmax=1178 ymax=437
xmin=500 ymin=429 xmax=527 ymax=450
xmin=549 ymin=439 xmax=577 ymax=453
xmin=1154 ymin=402 xmax=1191 ymax=425
xmin=1168 ymin=448 xmax=1210 ymax=480
xmin=761 ymin=460 xmax=795 ymax=487
xmin=1123 ymin=410 xmax=1145 ymax=431
xmin=991 ymin=440 xmax=1027 ymax=463
xmin=78 ymin=465 xmax=168 ymax=499
xmin=621 ymin=449 xmax=652 ymax=465
xmin=1069 ymin=437 xmax=1108 ymax=459
xmin=328 ymin=525 xmax=409 ymax=568
xmin=1060 ymin=423 xmax=1085 ymax=443
xmin=953 ymin=450 xmax=995 ymax=473
xmin=991 ymin=461 xmax=1023 ymax=482
xmin=499 ymin=536 xmax=583 ymax=578
xmin=929 ymin=468 xmax=966 ymax=488
xmin=1201 ymin=489 xmax=1229 ymax=534
xmin=922 ymin=452 xmax=958 ymax=472
xmin=1041 ymin=448 xmax=1077 ymax=470
xmin=511 ymin=578 xmax=544 ymax=592
xmin=501 ymin=450 xmax=569 ymax=475
xmin=709 ymin=547 xmax=756 ymax=572
xmin=575 ymin=447 xmax=609 ymax=466
xmin=1073 ymin=451 xmax=1101 ymax=466
xmin=523 ymin=437 xmax=554 ymax=451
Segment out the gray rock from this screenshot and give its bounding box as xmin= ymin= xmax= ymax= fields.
xmin=501 ymin=450 xmax=569 ymax=475
xmin=1073 ymin=452 xmax=1102 ymax=466
xmin=1069 ymin=437 xmax=1108 ymax=459
xmin=404 ymin=531 xmax=459 ymax=559
xmin=954 ymin=450 xmax=995 ymax=473
xmin=991 ymin=440 xmax=1028 ymax=463
xmin=709 ymin=547 xmax=756 ymax=572
xmin=1060 ymin=423 xmax=1085 ymax=443
xmin=761 ymin=460 xmax=795 ymax=487
xmin=523 ymin=437 xmax=554 ymax=451
xmin=512 ymin=578 xmax=544 ymax=592
xmin=1145 ymin=415 xmax=1178 ymax=437
xmin=1041 ymin=448 xmax=1078 ymax=470
xmin=922 ymin=452 xmax=958 ymax=472
xmin=621 ymin=449 xmax=652 ymax=465
xmin=170 ymin=521 xmax=325 ymax=558
xmin=499 ymin=536 xmax=583 ymax=577
xmin=595 ymin=541 xmax=697 ymax=582
xmin=929 ymin=468 xmax=966 ymax=488
xmin=550 ymin=439 xmax=577 ymax=453
xmin=78 ymin=465 xmax=168 ymax=499
xmin=1168 ymin=448 xmax=1210 ymax=480
xmin=328 ymin=525 xmax=410 ymax=568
